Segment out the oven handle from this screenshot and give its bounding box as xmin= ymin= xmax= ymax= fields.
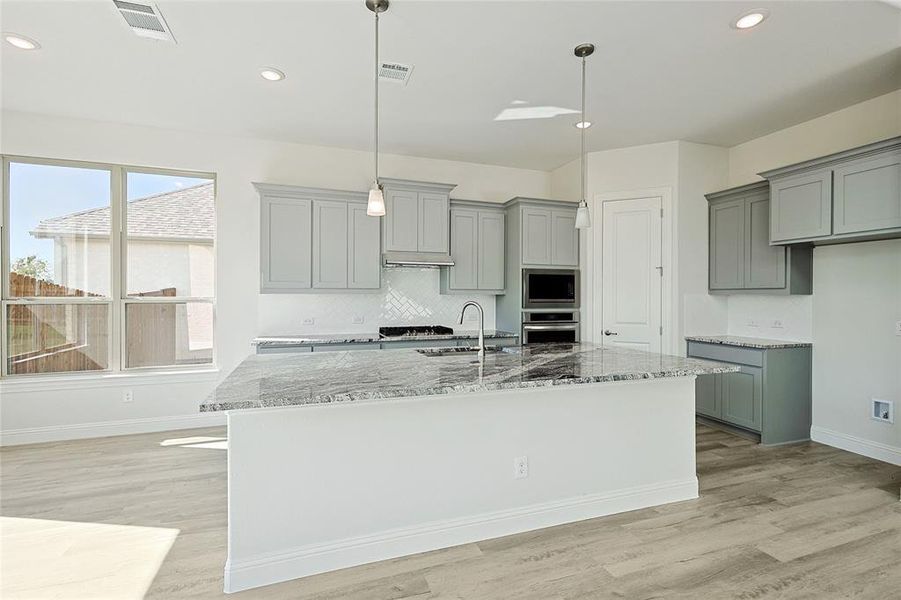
xmin=522 ymin=323 xmax=579 ymax=330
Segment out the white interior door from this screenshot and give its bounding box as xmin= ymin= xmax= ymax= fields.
xmin=600 ymin=196 xmax=663 ymax=352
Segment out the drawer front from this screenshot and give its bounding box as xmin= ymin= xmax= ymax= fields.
xmin=311 ymin=342 xmax=382 ymax=352
xmin=381 ymin=339 xmax=459 ymax=349
xmin=687 ymin=341 xmax=764 ymax=367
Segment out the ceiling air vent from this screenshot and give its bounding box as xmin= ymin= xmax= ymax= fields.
xmin=378 ymin=62 xmax=414 ymax=85
xmin=112 ymin=0 xmax=176 ymax=43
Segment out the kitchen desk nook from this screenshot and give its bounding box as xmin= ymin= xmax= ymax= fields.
xmin=202 ymin=343 xmax=737 ymax=593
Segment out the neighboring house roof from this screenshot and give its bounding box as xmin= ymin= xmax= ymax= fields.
xmin=30 ymin=182 xmax=214 ymax=242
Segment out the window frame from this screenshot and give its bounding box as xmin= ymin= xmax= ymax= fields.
xmin=0 ymin=155 xmax=217 ymax=379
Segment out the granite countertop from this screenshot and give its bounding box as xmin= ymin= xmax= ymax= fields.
xmin=201 ymin=343 xmax=738 ymax=412
xmin=685 ymin=335 xmax=812 ymax=349
xmin=252 ymin=330 xmax=519 ymax=347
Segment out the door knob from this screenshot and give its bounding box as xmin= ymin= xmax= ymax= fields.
xmin=603 ymin=329 xmax=618 ymax=336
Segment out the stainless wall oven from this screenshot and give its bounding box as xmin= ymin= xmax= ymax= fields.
xmin=522 ymin=269 xmax=579 ymax=309
xmin=521 ymin=310 xmax=580 ymax=344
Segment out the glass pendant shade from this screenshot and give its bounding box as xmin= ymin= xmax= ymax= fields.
xmin=367 ymin=182 xmax=386 ymax=216
xmin=575 ymin=203 xmax=591 ymax=229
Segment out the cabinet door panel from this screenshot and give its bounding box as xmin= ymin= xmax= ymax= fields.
xmin=722 ymin=365 xmax=763 ymax=432
xmin=709 ymin=199 xmax=745 ymax=289
xmin=348 ymin=204 xmax=381 ymax=289
xmin=312 ymin=200 xmax=348 ymax=289
xmin=448 ymin=208 xmax=478 ymax=290
xmin=770 ymin=171 xmax=832 ymax=242
xmin=833 ymin=151 xmax=901 ymax=235
xmin=744 ymin=194 xmax=786 ymax=289
xmin=384 ymin=190 xmax=419 ymax=252
xmin=418 ymin=192 xmax=449 ymax=253
xmin=261 ymin=196 xmax=311 ymax=290
xmin=551 ymin=210 xmax=579 ymax=266
xmin=521 ymin=207 xmax=552 ymax=265
xmin=695 ymin=374 xmax=720 ymax=419
xmin=478 ymin=211 xmax=505 ymax=290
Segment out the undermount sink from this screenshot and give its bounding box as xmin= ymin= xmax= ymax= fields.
xmin=415 ymin=346 xmax=517 ymax=357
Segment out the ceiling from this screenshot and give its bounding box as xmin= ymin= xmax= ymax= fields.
xmin=1 ymin=1 xmax=899 ymax=170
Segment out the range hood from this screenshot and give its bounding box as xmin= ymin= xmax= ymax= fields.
xmin=382 ymin=251 xmax=455 ymax=268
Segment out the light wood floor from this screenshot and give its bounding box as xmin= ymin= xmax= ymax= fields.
xmin=2 ymin=424 xmax=899 ymax=599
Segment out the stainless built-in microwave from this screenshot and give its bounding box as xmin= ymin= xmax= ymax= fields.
xmin=522 ymin=269 xmax=579 ymax=309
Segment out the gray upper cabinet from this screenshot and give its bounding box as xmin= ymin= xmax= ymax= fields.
xmin=312 ymin=200 xmax=349 ymax=289
xmin=256 ymin=183 xmax=380 ymax=293
xmin=833 ymin=150 xmax=901 ymax=235
xmin=762 ymin=136 xmax=901 ymax=246
xmin=769 ymin=170 xmax=833 ymax=243
xmin=551 ymin=210 xmax=579 ymax=266
xmin=517 ymin=203 xmax=579 ymax=268
xmin=478 ymin=211 xmax=505 ymax=290
xmin=442 ymin=201 xmax=505 ymax=294
xmin=521 ymin=207 xmax=552 ymax=265
xmin=380 ymin=178 xmax=456 ymax=255
xmin=706 ymin=182 xmax=811 ymax=295
xmin=709 ymin=198 xmax=745 ymax=290
xmin=348 ymin=204 xmax=381 ymax=289
xmin=384 ymin=189 xmax=419 ymax=252
xmin=260 ymin=195 xmax=312 ymax=291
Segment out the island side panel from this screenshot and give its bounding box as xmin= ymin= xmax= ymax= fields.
xmin=224 ymin=377 xmax=697 ymax=593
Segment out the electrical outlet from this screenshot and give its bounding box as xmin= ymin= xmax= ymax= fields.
xmin=746 ymin=319 xmax=759 ymax=328
xmin=771 ymin=320 xmax=784 ymax=329
xmin=895 ymin=320 xmax=901 ymax=336
xmin=352 ymin=315 xmax=364 ymax=325
xmin=302 ymin=318 xmax=315 ymax=326
xmin=123 ymin=390 xmax=134 ymax=403
xmin=513 ymin=456 xmax=529 ymax=479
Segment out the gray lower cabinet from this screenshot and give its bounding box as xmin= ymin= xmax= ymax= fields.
xmin=256 ymin=184 xmax=380 ymax=292
xmin=707 ymin=182 xmax=811 ymax=294
xmin=442 ymin=201 xmax=505 ymax=294
xmin=763 ymin=136 xmax=901 ymax=245
xmin=687 ymin=340 xmax=812 ymax=445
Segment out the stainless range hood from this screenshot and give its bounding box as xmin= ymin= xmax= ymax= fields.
xmin=382 ymin=251 xmax=455 ymax=268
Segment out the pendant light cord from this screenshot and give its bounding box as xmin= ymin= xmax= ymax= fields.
xmin=374 ymin=9 xmax=380 ymax=186
xmin=580 ymin=55 xmax=586 ymax=206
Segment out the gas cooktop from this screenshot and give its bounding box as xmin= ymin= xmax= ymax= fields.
xmin=378 ymin=325 xmax=454 ymax=339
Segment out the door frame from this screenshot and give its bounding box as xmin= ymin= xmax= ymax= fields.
xmin=584 ymin=187 xmax=675 ymax=354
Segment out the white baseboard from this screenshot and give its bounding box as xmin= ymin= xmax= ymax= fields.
xmin=811 ymin=426 xmax=901 ymax=466
xmin=224 ymin=477 xmax=698 ymax=594
xmin=0 ymin=412 xmax=226 ymax=446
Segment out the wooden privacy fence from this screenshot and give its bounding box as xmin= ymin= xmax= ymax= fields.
xmin=6 ymin=272 xmax=178 ymax=374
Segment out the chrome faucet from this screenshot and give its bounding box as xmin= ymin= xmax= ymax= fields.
xmin=459 ymin=301 xmax=485 ymax=357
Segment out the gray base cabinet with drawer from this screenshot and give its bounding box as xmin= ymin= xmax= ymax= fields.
xmin=688 ymin=340 xmax=811 ymax=445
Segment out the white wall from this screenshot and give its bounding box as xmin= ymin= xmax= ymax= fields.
xmin=811 ymin=240 xmax=900 ymax=463
xmin=0 ymin=110 xmax=549 ymax=443
xmin=725 ymin=89 xmax=901 ymax=461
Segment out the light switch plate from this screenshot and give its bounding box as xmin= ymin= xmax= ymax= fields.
xmin=771 ymin=320 xmax=784 ymax=329
xmin=302 ymin=318 xmax=315 ymax=326
xmin=352 ymin=315 xmax=364 ymax=325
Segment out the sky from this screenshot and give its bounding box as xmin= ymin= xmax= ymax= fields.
xmin=8 ymin=162 xmax=209 ymax=277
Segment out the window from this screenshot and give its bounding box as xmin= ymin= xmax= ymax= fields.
xmin=1 ymin=157 xmax=215 ymax=376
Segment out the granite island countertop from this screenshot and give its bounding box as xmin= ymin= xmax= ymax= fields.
xmin=252 ymin=330 xmax=519 ymax=348
xmin=202 ymin=342 xmax=738 ymax=412
xmin=685 ymin=335 xmax=812 ymax=349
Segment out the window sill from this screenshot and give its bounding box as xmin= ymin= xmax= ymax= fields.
xmin=0 ymin=367 xmax=221 ymax=393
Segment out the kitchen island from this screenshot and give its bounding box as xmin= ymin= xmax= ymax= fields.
xmin=203 ymin=343 xmax=737 ymax=593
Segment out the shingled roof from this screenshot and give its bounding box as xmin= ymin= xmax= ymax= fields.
xmin=30 ymin=182 xmax=214 ymax=241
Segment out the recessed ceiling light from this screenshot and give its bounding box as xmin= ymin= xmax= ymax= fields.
xmin=574 ymin=121 xmax=592 ymax=129
xmin=260 ymin=68 xmax=285 ymax=82
xmin=732 ymin=10 xmax=768 ymax=30
xmin=4 ymin=33 xmax=40 ymax=50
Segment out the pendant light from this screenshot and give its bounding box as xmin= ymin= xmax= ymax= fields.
xmin=574 ymin=43 xmax=594 ymax=229
xmin=366 ymin=0 xmax=389 ymax=216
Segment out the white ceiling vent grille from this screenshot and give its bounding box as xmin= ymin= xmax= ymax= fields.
xmin=113 ymin=0 xmax=176 ymax=43
xmin=378 ymin=62 xmax=414 ymax=85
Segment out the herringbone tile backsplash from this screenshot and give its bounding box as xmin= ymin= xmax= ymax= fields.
xmin=258 ymin=268 xmax=497 ymax=335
